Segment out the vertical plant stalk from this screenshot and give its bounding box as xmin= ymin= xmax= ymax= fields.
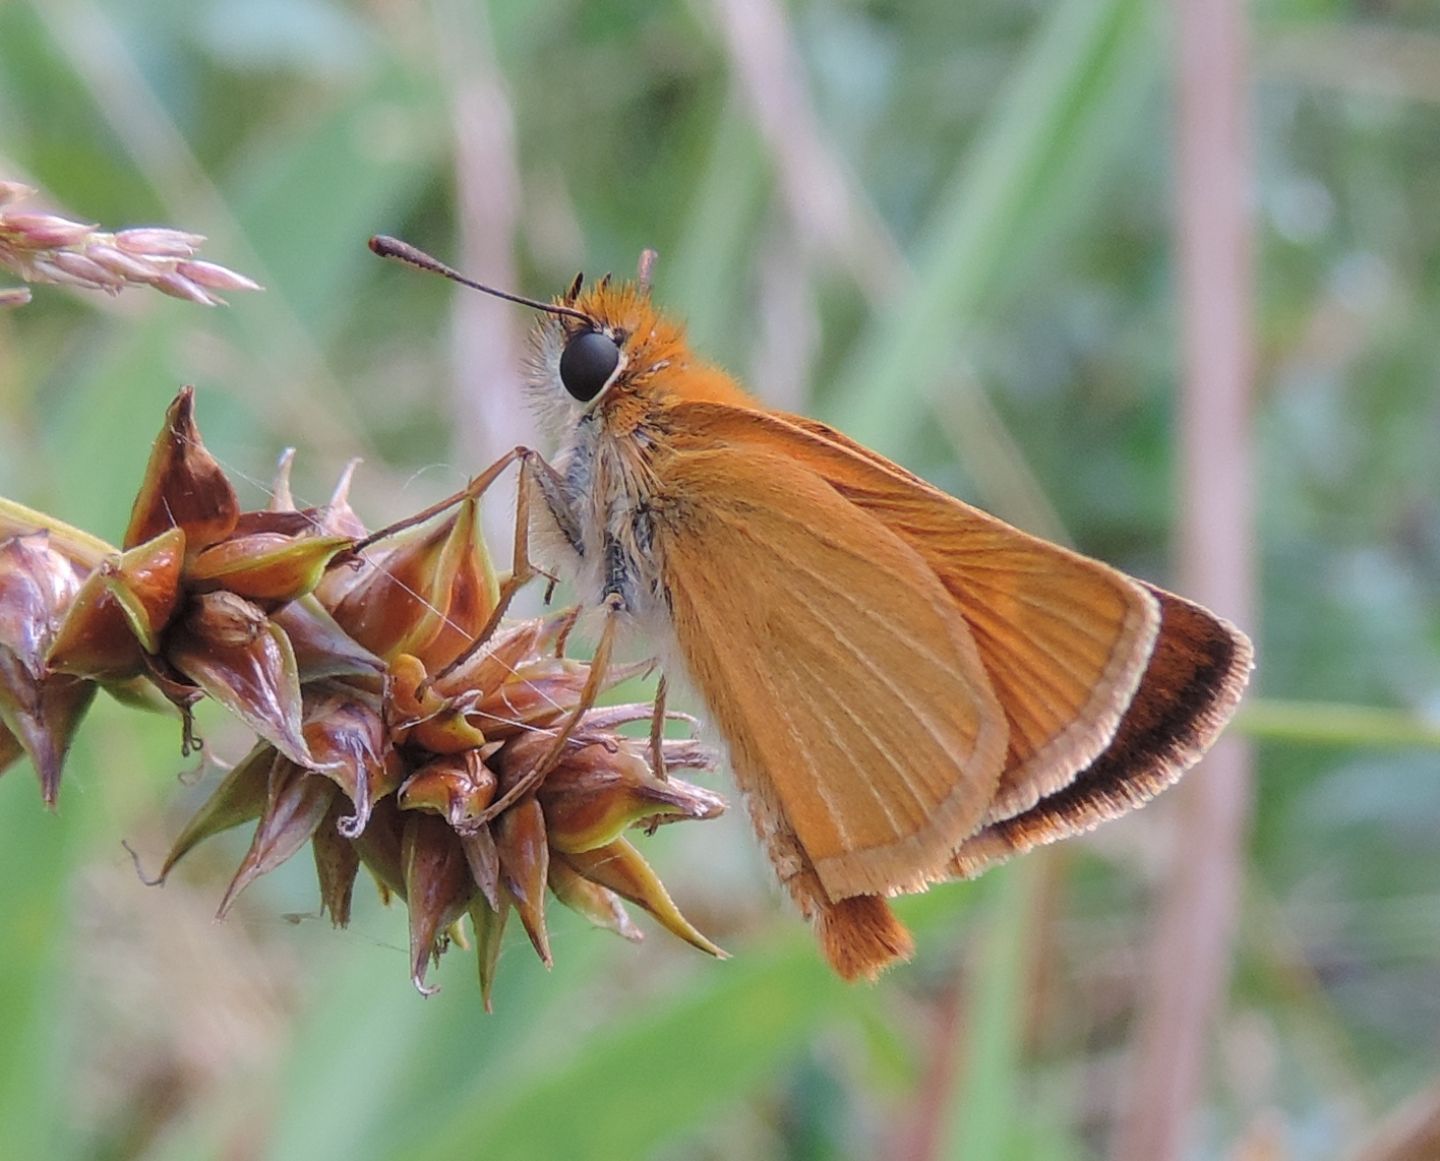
xmin=707 ymin=0 xmax=905 ymax=293
xmin=893 ymin=974 xmax=965 ymax=1161
xmin=432 ymin=0 xmax=536 ymax=548
xmin=1113 ymin=0 xmax=1256 ymax=1157
xmin=710 ymin=0 xmax=1143 ymax=534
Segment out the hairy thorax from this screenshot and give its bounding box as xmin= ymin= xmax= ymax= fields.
xmin=547 ymin=402 xmax=673 ymax=627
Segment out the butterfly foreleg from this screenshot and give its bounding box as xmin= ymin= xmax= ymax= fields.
xmin=649 ymin=672 xmax=669 ymax=782
xmin=472 ymin=593 xmax=623 ymax=825
xmin=430 ymin=448 xmax=576 ymax=688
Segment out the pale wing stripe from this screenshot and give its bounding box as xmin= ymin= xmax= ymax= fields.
xmin=776 ymin=661 xmax=908 ymax=840
xmin=949 ymin=557 xmax=1077 ymax=576
xmin=964 ymin=593 xmax=1132 ymax=650
xmin=715 ymin=496 xmax=954 ymax=664
xmin=755 ymin=515 xmax=965 ymax=686
xmin=947 ymin=593 xmax=1132 ymax=709
xmin=966 ymin=622 xmax=1102 ymax=707
xmin=671 ymin=556 xmax=858 ymax=847
xmin=679 ymin=561 xmax=861 ymax=848
xmin=777 ymin=582 xmax=976 ymax=826
xmin=711 ymin=505 xmax=973 ymax=837
xmin=980 ymin=627 xmax=1137 ymax=748
xmin=939 ymin=548 xmax=1098 ymax=576
xmin=770 ymin=571 xmax=959 ymax=769
xmin=774 ymin=636 xmax=919 ymax=837
xmin=761 ymin=653 xmax=854 ymax=845
xmin=760 ymin=530 xmax=974 ymax=775
xmin=958 ymin=581 xmax=1139 ymax=651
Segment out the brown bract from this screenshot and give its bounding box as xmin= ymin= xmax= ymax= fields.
xmin=307 ymin=484 xmax=727 ymax=1001
xmin=0 ymin=533 xmax=96 ymax=805
xmin=0 ymin=388 xmax=727 ymax=1004
xmin=37 ymin=388 xmax=359 ymax=771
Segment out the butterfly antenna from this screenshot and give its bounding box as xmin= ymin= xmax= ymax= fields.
xmin=368 ymin=235 xmax=594 ymax=325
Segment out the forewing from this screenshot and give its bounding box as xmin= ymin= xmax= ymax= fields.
xmin=652 ymin=443 xmax=1008 ymax=901
xmin=664 ymin=404 xmax=1163 ymax=823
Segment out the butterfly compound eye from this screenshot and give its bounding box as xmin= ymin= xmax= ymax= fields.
xmin=559 ymin=330 xmax=621 ymax=402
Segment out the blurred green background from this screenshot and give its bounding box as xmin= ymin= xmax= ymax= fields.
xmin=2 ymin=0 xmax=1438 ymax=1158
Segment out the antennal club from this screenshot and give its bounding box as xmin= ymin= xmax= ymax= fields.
xmin=368 ymin=235 xmax=594 ymax=325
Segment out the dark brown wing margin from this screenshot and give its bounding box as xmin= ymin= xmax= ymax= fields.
xmin=949 ymin=584 xmax=1253 ymax=876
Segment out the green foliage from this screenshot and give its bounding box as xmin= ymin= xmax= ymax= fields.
xmin=1 ymin=0 xmax=1438 ymax=1158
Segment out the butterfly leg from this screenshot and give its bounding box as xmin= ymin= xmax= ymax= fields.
xmin=429 ymin=448 xmax=575 ymax=687
xmin=349 ymin=446 xmax=522 ymax=555
xmin=649 ymin=673 xmax=669 ymax=782
xmin=473 ymin=594 xmax=623 ymax=825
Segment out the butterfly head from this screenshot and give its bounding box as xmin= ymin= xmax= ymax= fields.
xmin=526 ymin=264 xmax=703 ymax=437
xmin=365 ymin=236 xmax=746 ymax=435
